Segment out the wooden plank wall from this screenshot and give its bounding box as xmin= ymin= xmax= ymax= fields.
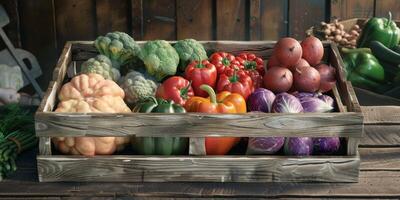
xmin=0 ymin=0 xmax=399 ymax=89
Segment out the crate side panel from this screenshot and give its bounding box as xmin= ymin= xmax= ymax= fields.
xmin=37 ymin=155 xmax=360 ymax=182
xmin=35 ymin=112 xmax=363 ymax=137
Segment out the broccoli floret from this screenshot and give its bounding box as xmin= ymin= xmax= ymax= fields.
xmin=94 ymin=32 xmax=141 ymax=69
xmin=174 ymin=39 xmax=207 ymax=71
xmin=120 ymin=70 xmax=158 ymax=105
xmin=139 ymin=40 xmax=179 ymax=81
xmin=81 ymin=55 xmax=120 ymax=81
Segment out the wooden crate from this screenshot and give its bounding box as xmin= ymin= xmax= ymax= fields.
xmin=35 ymin=41 xmax=363 ymax=183
xmin=337 ymin=18 xmax=400 ymax=146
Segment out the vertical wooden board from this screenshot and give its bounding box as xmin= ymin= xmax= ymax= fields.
xmin=19 ymin=0 xmax=57 ymax=90
xmin=0 ymin=0 xmax=21 ymax=47
xmin=249 ymin=0 xmax=261 ymax=40
xmin=54 ymin=0 xmax=96 ymax=50
xmin=216 ymin=0 xmax=246 ymax=40
xmin=375 ymin=0 xmax=400 ymax=20
xmin=142 ymin=0 xmax=176 ymax=40
xmin=331 ymin=0 xmax=374 ymax=20
xmin=176 ymin=0 xmax=213 ymax=40
xmin=131 ymin=0 xmax=143 ymax=39
xmin=258 ymin=0 xmax=288 ymax=40
xmin=289 ymin=0 xmax=326 ymax=39
xmin=96 ymin=0 xmax=130 ymax=36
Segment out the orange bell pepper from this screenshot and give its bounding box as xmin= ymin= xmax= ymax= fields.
xmin=185 ymin=84 xmax=246 ymax=155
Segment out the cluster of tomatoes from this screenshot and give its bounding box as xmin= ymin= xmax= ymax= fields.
xmin=157 ymin=51 xmax=265 ymax=105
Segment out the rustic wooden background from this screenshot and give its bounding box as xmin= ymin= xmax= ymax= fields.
xmin=0 ymin=0 xmax=399 ymax=89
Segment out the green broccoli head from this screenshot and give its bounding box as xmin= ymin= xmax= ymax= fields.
xmin=120 ymin=70 xmax=158 ymax=105
xmin=94 ymin=32 xmax=141 ymax=69
xmin=139 ymin=40 xmax=179 ymax=81
xmin=174 ymin=39 xmax=207 ymax=71
xmin=81 ymin=55 xmax=120 ymax=81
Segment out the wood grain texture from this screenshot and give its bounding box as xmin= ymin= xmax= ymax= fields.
xmin=250 ymin=0 xmax=288 ymax=40
xmin=35 ymin=112 xmax=362 ymax=138
xmin=19 ymin=0 xmax=57 ymax=90
xmin=289 ymin=0 xmax=326 ymax=39
xmin=4 ymin=171 xmax=400 ymax=198
xmin=96 ymin=0 xmax=129 ymax=35
xmin=142 ymin=0 xmax=176 ymax=40
xmin=329 ymin=43 xmax=362 ymax=113
xmin=54 ymin=0 xmax=97 ymax=50
xmin=216 ymin=0 xmax=246 ymax=40
xmin=361 ymin=125 xmax=400 ymax=147
xmin=2 ymin=147 xmax=399 ymax=197
xmin=375 ymin=0 xmax=400 ymax=20
xmin=331 ymin=0 xmax=374 ymax=20
xmin=189 ymin=137 xmax=206 ymax=155
xmin=176 ymin=0 xmax=213 ymax=40
xmin=360 ymin=148 xmax=400 ymax=170
xmin=37 ymin=155 xmax=360 ymax=182
xmin=362 ymin=106 xmax=400 ymax=124
xmin=131 ymin=0 xmax=143 ymax=39
xmin=52 ymin=42 xmax=71 ymax=85
xmin=39 ymin=137 xmax=52 ymax=155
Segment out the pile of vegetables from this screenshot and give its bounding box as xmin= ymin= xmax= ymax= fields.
xmin=0 ymin=104 xmax=37 ymax=180
xmin=55 ymin=31 xmax=342 ymax=156
xmin=307 ymin=19 xmax=361 ymax=48
xmin=341 ymin=13 xmax=400 ymax=97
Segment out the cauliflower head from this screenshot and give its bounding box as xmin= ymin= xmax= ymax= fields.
xmin=174 ymin=39 xmax=208 ymax=71
xmin=94 ymin=32 xmax=141 ymax=69
xmin=80 ymin=55 xmax=120 ymax=81
xmin=120 ymin=70 xmax=158 ymax=105
xmin=139 ymin=40 xmax=179 ymax=81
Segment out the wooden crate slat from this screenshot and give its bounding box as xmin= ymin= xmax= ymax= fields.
xmin=360 ymin=148 xmax=400 ymax=170
xmin=35 ymin=112 xmax=362 ymax=138
xmin=361 ymin=125 xmax=400 ymax=147
xmin=362 ymin=106 xmax=400 ymax=125
xmin=39 ymin=137 xmax=52 ymax=156
xmin=37 ymin=155 xmax=360 ymax=182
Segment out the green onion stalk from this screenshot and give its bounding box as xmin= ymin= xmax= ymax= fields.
xmin=0 ymin=104 xmax=38 ymax=180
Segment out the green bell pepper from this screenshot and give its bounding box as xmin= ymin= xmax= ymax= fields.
xmin=132 ymin=97 xmax=188 ymax=155
xmin=342 ymin=48 xmax=385 ymax=92
xmin=357 ymin=12 xmax=400 ymax=49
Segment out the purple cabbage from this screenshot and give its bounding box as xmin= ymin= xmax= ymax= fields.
xmin=295 ymin=92 xmax=334 ymax=113
xmin=247 ymin=88 xmax=276 ymax=113
xmin=271 ymin=93 xmax=303 ymax=113
xmin=284 ymin=137 xmax=313 ymax=156
xmin=246 ymin=137 xmax=284 ymax=155
xmin=292 ymin=92 xmax=317 ymax=98
xmin=313 ymin=137 xmax=340 ymax=155
xmin=318 ymin=94 xmax=334 ymax=108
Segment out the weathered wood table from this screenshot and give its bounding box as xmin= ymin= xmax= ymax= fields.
xmin=0 ymin=104 xmax=399 ymax=199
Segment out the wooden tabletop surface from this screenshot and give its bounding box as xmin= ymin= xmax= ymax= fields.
xmin=0 ymin=145 xmax=399 ymax=199
xmin=1 ymin=90 xmax=400 ymax=199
